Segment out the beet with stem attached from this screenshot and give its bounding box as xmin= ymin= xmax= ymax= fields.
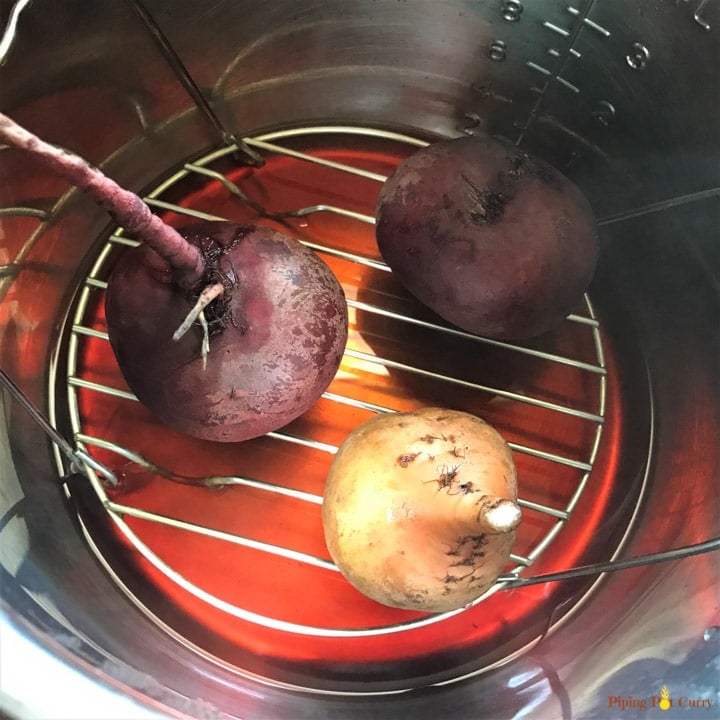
xmin=0 ymin=112 xmax=348 ymax=442
xmin=375 ymin=135 xmax=599 ymax=340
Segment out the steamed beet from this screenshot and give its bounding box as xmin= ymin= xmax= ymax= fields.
xmin=0 ymin=112 xmax=348 ymax=442
xmin=105 ymin=222 xmax=347 ymax=441
xmin=375 ymin=135 xmax=599 ymax=339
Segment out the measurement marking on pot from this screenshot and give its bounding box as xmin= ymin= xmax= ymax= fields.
xmin=60 ymin=126 xmax=607 ymax=641
xmin=566 ymin=6 xmax=612 ymax=37
xmin=527 ymin=61 xmax=553 ymax=77
xmin=548 ymin=47 xmax=582 ymax=59
xmin=556 ymin=76 xmax=580 ymax=93
xmin=488 ymin=40 xmax=508 ymax=62
xmin=626 ymin=42 xmax=651 ymax=70
xmin=543 ymin=21 xmax=571 ymax=37
xmin=516 ymin=3 xmax=605 ymax=141
xmin=593 ymin=100 xmax=617 ymax=127
xmin=501 ymin=0 xmax=524 ymax=22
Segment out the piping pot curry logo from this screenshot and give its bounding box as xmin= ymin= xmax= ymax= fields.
xmin=658 ymin=686 xmax=672 ymax=711
xmin=608 ymin=685 xmax=715 ymax=712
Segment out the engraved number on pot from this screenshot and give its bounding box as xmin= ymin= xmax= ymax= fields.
xmin=626 ymin=42 xmax=650 ymax=70
xmin=678 ymin=0 xmax=713 ymax=32
xmin=501 ymin=0 xmax=523 ymax=22
xmin=592 ymin=100 xmax=616 ymax=127
xmin=488 ymin=40 xmax=507 ymax=61
xmin=692 ymin=0 xmax=712 ymax=31
xmin=458 ymin=112 xmax=484 ymax=136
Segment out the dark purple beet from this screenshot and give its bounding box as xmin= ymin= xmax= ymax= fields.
xmin=0 ymin=112 xmax=348 ymax=441
xmin=375 ymin=135 xmax=599 ymax=340
xmin=105 ymin=222 xmax=347 ymax=441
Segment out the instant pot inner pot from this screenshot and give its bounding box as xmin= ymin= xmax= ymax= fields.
xmin=1 ymin=1 xmax=717 ymax=717
xmin=54 ymin=126 xmax=644 ymax=693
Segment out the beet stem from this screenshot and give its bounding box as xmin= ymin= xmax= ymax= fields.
xmin=0 ymin=112 xmax=205 ymax=288
xmin=172 ymin=281 xmax=225 ymax=342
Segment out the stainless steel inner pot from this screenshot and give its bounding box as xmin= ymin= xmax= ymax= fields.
xmin=1 ymin=1 xmax=718 ymax=718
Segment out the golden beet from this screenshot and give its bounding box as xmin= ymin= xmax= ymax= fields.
xmin=322 ymin=408 xmax=521 ymax=613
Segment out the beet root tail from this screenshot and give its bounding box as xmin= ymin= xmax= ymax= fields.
xmin=0 ymin=112 xmax=205 ymax=288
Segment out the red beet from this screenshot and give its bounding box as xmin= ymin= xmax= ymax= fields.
xmin=375 ymin=135 xmax=599 ymax=340
xmin=0 ymin=112 xmax=348 ymax=441
xmin=105 ymin=222 xmax=347 ymax=440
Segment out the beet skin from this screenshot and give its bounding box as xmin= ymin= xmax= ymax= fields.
xmin=105 ymin=223 xmax=348 ymax=442
xmin=375 ymin=135 xmax=599 ymax=339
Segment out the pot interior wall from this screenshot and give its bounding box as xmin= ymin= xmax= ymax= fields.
xmin=0 ymin=1 xmax=718 ymax=718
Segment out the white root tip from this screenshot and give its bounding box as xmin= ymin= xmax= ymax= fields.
xmin=481 ymin=499 xmax=522 ymax=533
xmin=199 ymin=311 xmax=210 ymax=371
xmin=172 ymin=282 xmax=224 ymax=342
